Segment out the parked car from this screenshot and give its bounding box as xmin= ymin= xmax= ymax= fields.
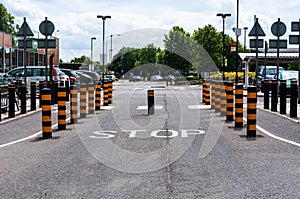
xmin=75 ymin=71 xmax=93 ymax=84
xmin=255 ymin=65 xmax=285 ymax=92
xmin=60 ymin=68 xmax=79 ymax=83
xmin=150 ymin=75 xmax=163 ymax=81
xmin=276 ymin=70 xmax=299 ymax=95
xmin=77 ymin=70 xmax=101 ymax=84
xmin=129 ymin=76 xmax=142 ymax=82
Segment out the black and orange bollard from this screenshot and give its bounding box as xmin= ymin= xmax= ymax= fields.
xmin=80 ymin=83 xmax=87 ymax=118
xmin=290 ymin=80 xmax=298 ymax=118
xmin=70 ymin=84 xmax=78 ymax=124
xmin=8 ymin=84 xmax=15 ymax=118
xmin=235 ymin=84 xmax=244 ymax=128
xmin=95 ymin=82 xmax=101 ymax=111
xmin=215 ymin=81 xmax=221 ymax=113
xmin=53 ymin=80 xmax=59 ymax=104
xmin=220 ymin=82 xmax=226 ymax=116
xmin=226 ymin=81 xmax=234 ymax=121
xmin=211 ymin=80 xmax=215 ymax=110
xmin=103 ymin=80 xmax=109 ymax=106
xmin=57 ymin=86 xmax=67 ymax=130
xmin=39 ymin=81 xmax=44 ymax=108
xmin=65 ymin=80 xmax=70 ymax=102
xmin=271 ymin=80 xmax=278 ymax=112
xmin=20 ymin=83 xmax=27 ymax=114
xmin=202 ymin=80 xmax=206 ymax=104
xmin=247 ymin=86 xmax=257 ymax=137
xmin=148 ymin=90 xmax=155 ymax=115
xmin=263 ymin=80 xmax=270 ymax=110
xmin=42 ymin=88 xmax=52 ymax=138
xmin=108 ymin=80 xmax=113 ymax=104
xmin=88 ymin=83 xmax=95 ymax=114
xmin=279 ymin=80 xmax=286 ymax=114
xmin=205 ymin=80 xmax=210 ymax=105
xmin=30 ymin=82 xmax=36 ymax=111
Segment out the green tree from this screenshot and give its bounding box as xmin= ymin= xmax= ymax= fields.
xmin=0 ymin=3 xmax=16 ymax=33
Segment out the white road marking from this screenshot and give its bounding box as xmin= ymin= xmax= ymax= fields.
xmin=188 ymin=105 xmax=211 ymax=110
xmin=101 ymin=106 xmax=114 ymax=110
xmin=136 ymin=105 xmax=163 ymax=110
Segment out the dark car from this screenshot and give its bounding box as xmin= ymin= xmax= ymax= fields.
xmin=255 ymin=66 xmax=284 ymax=92
xmin=77 ymin=70 xmax=101 ymax=84
xmin=75 ymin=71 xmax=93 ymax=84
xmin=60 ymin=68 xmax=79 ymax=83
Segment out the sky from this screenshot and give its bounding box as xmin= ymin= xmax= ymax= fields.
xmin=2 ymin=0 xmax=300 ymax=62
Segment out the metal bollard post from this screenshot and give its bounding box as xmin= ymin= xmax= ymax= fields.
xmin=70 ymin=84 xmax=78 ymax=124
xmin=58 ymin=86 xmax=67 ymax=130
xmin=271 ymin=80 xmax=278 ymax=112
xmin=235 ymin=84 xmax=244 ymax=128
xmin=42 ymin=88 xmax=52 ymax=138
xmin=247 ymin=86 xmax=257 ymax=137
xmin=20 ymin=83 xmax=27 ymax=114
xmin=65 ymin=80 xmax=70 ymax=102
xmin=263 ymin=80 xmax=270 ymax=110
xmin=290 ymin=80 xmax=298 ymax=118
xmin=226 ymin=81 xmax=234 ymax=121
xmin=108 ymin=80 xmax=113 ymax=104
xmin=205 ymin=80 xmax=210 ymax=105
xmin=30 ymin=82 xmax=36 ymax=111
xmin=215 ymin=81 xmax=221 ymax=113
xmin=148 ymin=90 xmax=155 ymax=115
xmin=95 ymin=82 xmax=101 ymax=111
xmin=220 ymin=82 xmax=226 ymax=116
xmin=80 ymin=83 xmax=87 ymax=118
xmin=39 ymin=81 xmax=44 ymax=108
xmin=53 ymin=80 xmax=59 ymax=104
xmin=8 ymin=84 xmax=15 ymax=118
xmin=211 ymin=80 xmax=215 ymax=110
xmin=88 ymin=83 xmax=95 ymax=114
xmin=279 ymin=80 xmax=286 ymax=114
xmin=103 ymin=81 xmax=109 ymax=106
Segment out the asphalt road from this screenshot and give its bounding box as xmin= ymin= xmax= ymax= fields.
xmin=0 ymin=81 xmax=299 ymax=198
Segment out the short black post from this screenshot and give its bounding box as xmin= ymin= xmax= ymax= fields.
xmin=30 ymin=82 xmax=36 ymax=111
xmin=88 ymin=83 xmax=94 ymax=114
xmin=235 ymin=84 xmax=244 ymax=128
xmin=70 ymin=84 xmax=78 ymax=124
xmin=247 ymin=86 xmax=257 ymax=137
xmin=53 ymin=80 xmax=59 ymax=104
xmin=20 ymin=83 xmax=27 ymax=114
xmin=271 ymin=80 xmax=278 ymax=112
xmin=42 ymin=88 xmax=52 ymax=138
xmin=263 ymin=80 xmax=270 ymax=110
xmin=58 ymin=86 xmax=67 ymax=130
xmin=39 ymin=81 xmax=44 ymax=108
xmin=80 ymin=83 xmax=87 ymax=118
xmin=65 ymin=80 xmax=70 ymax=102
xmin=8 ymin=84 xmax=15 ymax=118
xmin=279 ymin=80 xmax=286 ymax=114
xmin=95 ymin=82 xmax=101 ymax=111
xmin=290 ymin=80 xmax=298 ymax=118
xmin=148 ymin=90 xmax=154 ymax=115
xmin=226 ymin=81 xmax=234 ymax=121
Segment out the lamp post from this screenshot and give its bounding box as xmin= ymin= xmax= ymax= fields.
xmin=90 ymin=37 xmax=96 ymax=71
xmin=97 ymin=15 xmax=111 ymax=81
xmin=217 ymin=13 xmax=231 ymax=81
xmin=235 ymin=0 xmax=240 ymax=84
xmin=243 ymin=27 xmax=248 ymax=51
xmin=109 ymin=34 xmax=121 ymax=64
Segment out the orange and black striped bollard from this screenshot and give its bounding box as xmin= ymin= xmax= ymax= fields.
xmin=95 ymin=82 xmax=101 ymax=110
xmin=226 ymin=81 xmax=234 ymax=121
xmin=42 ymin=88 xmax=52 ymax=138
xmin=80 ymin=83 xmax=87 ymax=118
xmin=103 ymin=81 xmax=109 ymax=106
xmin=220 ymin=82 xmax=226 ymax=116
xmin=202 ymin=80 xmax=206 ymax=104
xmin=108 ymin=80 xmax=113 ymax=104
xmin=205 ymin=80 xmax=210 ymax=105
xmin=58 ymin=86 xmax=67 ymax=130
xmin=88 ymin=83 xmax=95 ymax=114
xmin=215 ymin=81 xmax=221 ymax=113
xmin=70 ymin=84 xmax=78 ymax=124
xmin=247 ymin=86 xmax=257 ymax=137
xmin=235 ymin=84 xmax=244 ymax=128
xmin=211 ymin=80 xmax=215 ymax=110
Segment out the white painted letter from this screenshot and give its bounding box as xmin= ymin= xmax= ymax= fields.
xmin=151 ymin=130 xmax=178 ymax=138
xmin=89 ymin=131 xmax=117 ymax=139
xmin=122 ymin=130 xmax=147 ymax=138
xmin=181 ymin=129 xmax=205 ymax=138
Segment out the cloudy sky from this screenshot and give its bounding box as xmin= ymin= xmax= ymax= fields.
xmin=2 ymin=0 xmax=300 ymax=62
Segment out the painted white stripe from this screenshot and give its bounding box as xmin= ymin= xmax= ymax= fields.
xmin=188 ymin=105 xmax=211 ymax=110
xmin=137 ymin=105 xmax=163 ymax=110
xmin=101 ymin=106 xmax=114 ymax=110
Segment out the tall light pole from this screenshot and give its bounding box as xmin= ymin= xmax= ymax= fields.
xmin=243 ymin=27 xmax=248 ymax=51
xmin=90 ymin=37 xmax=96 ymax=71
xmin=109 ymin=34 xmax=121 ymax=63
xmin=217 ymin=13 xmax=231 ymax=81
xmin=97 ymin=15 xmax=111 ymax=81
xmin=235 ymin=0 xmax=240 ymax=84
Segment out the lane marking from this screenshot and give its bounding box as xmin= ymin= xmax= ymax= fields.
xmin=137 ymin=105 xmax=163 ymax=110
xmin=101 ymin=106 xmax=114 ymax=110
xmin=188 ymin=105 xmax=211 ymax=110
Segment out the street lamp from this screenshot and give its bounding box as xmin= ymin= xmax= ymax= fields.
xmin=243 ymin=27 xmax=248 ymax=51
xmin=217 ymin=13 xmax=231 ymax=81
xmin=97 ymin=15 xmax=111 ymax=81
xmin=90 ymin=37 xmax=96 ymax=71
xmin=109 ymin=34 xmax=121 ymax=63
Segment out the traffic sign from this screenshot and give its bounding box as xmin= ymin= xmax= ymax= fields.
xmin=16 ymin=17 xmax=34 ymax=37
xmin=248 ymin=20 xmax=266 ymax=37
xmin=269 ymin=39 xmax=287 ymax=48
xmin=271 ymin=21 xmax=286 ymax=37
xmin=289 ymin=35 xmax=300 ymax=44
xmin=39 ymin=19 xmax=55 ymax=36
xmin=291 ymin=22 xmax=300 ymax=31
xmin=37 ymin=39 xmax=56 ymax=48
xmin=250 ymin=39 xmax=264 ymax=48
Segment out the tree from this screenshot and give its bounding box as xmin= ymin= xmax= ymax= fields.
xmin=0 ymin=3 xmax=16 ymax=34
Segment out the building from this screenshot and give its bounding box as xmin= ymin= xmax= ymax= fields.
xmin=0 ymin=31 xmax=59 ymax=73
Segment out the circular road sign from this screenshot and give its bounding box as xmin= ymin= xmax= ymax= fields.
xmin=39 ymin=20 xmax=55 ymax=36
xmin=271 ymin=21 xmax=286 ymax=37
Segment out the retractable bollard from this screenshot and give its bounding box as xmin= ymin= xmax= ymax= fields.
xmin=215 ymin=81 xmax=221 ymax=113
xmin=226 ymin=82 xmax=234 ymax=121
xmin=65 ymin=80 xmax=70 ymax=102
xmin=39 ymin=81 xmax=44 ymax=108
xmin=279 ymin=80 xmax=286 ymax=114
xmin=235 ymin=84 xmax=244 ymax=128
xmin=108 ymin=80 xmax=113 ymax=104
xmin=53 ymin=80 xmax=59 ymax=104
xmin=95 ymin=82 xmax=101 ymax=111
xmin=20 ymin=83 xmax=27 ymax=114
xmin=205 ymin=81 xmax=210 ymax=105
xmin=211 ymin=80 xmax=215 ymax=110
xmin=271 ymin=80 xmax=278 ymax=112
xmin=263 ymin=80 xmax=270 ymax=110
xmin=58 ymin=86 xmax=67 ymax=130
xmin=220 ymin=82 xmax=226 ymax=116
xmin=247 ymin=86 xmax=257 ymax=137
xmin=148 ymin=90 xmax=155 ymax=115
xmin=42 ymin=88 xmax=52 ymax=138
xmin=88 ymin=83 xmax=95 ymax=114
xmin=8 ymin=84 xmax=15 ymax=118
xmin=290 ymin=81 xmax=298 ymax=118
xmin=30 ymin=82 xmax=36 ymax=111
xmin=80 ymin=83 xmax=87 ymax=118
xmin=70 ymin=84 xmax=78 ymax=124
xmin=202 ymin=81 xmax=206 ymax=104
xmin=103 ymin=81 xmax=109 ymax=106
